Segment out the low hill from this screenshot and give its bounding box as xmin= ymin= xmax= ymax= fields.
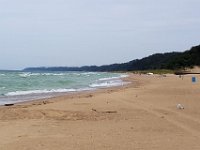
xmin=24 ymin=45 xmax=200 ymax=72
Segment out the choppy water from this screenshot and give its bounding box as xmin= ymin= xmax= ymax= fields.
xmin=0 ymin=71 xmax=128 ymax=105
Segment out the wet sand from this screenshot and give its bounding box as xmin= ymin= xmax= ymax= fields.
xmin=0 ymin=74 xmax=200 ymax=150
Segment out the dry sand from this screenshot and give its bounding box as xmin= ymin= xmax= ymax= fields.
xmin=0 ymin=74 xmax=200 ymax=150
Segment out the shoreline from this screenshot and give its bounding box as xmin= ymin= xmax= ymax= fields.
xmin=0 ymin=73 xmax=200 ymax=150
xmin=1 ymin=74 xmax=133 ymax=107
xmin=0 ymin=72 xmax=129 ymax=106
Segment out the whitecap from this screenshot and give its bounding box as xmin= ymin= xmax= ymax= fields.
xmin=89 ymin=81 xmax=123 ymax=88
xmin=5 ymin=88 xmax=77 ymax=96
xmin=99 ymin=76 xmax=120 ymax=81
xmin=41 ymin=73 xmax=65 ymax=76
xmin=19 ymin=73 xmax=31 ymax=78
xmin=29 ymin=73 xmax=41 ymax=76
xmin=82 ymin=72 xmax=98 ymax=75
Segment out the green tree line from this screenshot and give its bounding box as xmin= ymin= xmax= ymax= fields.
xmin=24 ymin=45 xmax=200 ymax=72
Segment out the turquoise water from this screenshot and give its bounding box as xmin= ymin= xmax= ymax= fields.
xmin=0 ymin=71 xmax=128 ymax=105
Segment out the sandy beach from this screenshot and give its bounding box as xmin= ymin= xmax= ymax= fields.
xmin=0 ymin=74 xmax=200 ymax=150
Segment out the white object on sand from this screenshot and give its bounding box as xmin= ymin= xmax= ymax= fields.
xmin=176 ymin=104 xmax=184 ymax=109
xmin=147 ymin=72 xmax=154 ymax=75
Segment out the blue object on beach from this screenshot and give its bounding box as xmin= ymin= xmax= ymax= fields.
xmin=192 ymin=77 xmax=197 ymax=83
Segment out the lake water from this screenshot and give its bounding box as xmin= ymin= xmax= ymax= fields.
xmin=0 ymin=71 xmax=128 ymax=105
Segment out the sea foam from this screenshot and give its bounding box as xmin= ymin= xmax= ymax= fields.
xmin=89 ymin=81 xmax=123 ymax=88
xmin=5 ymin=87 xmax=96 ymax=96
xmin=19 ymin=72 xmax=66 ymax=77
xmin=5 ymin=89 xmax=77 ymax=96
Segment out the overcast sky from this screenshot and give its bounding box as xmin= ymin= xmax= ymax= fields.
xmin=0 ymin=0 xmax=200 ymax=70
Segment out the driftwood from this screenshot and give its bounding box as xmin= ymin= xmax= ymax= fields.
xmin=92 ymin=108 xmax=117 ymax=114
xmin=102 ymin=111 xmax=117 ymax=114
xmin=4 ymin=103 xmax=14 ymax=106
